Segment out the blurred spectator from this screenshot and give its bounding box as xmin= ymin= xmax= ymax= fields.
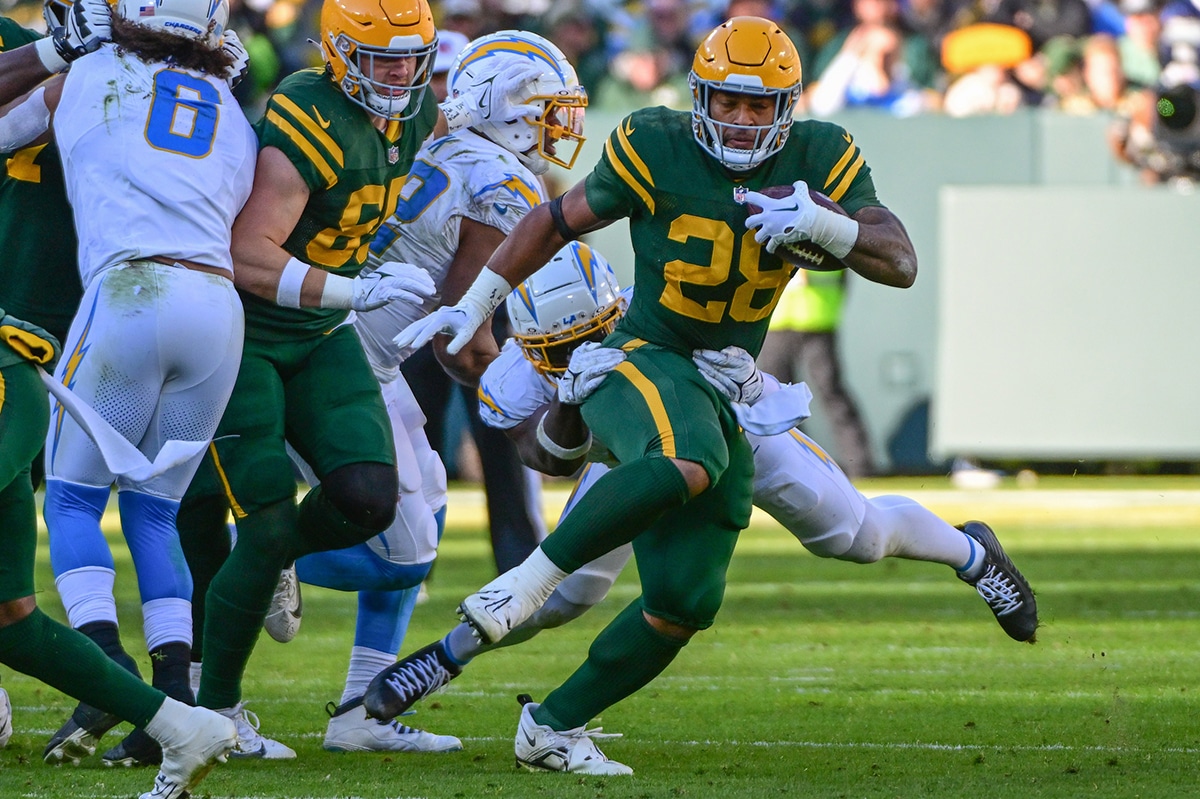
xmin=438 ymin=0 xmax=489 ymax=39
xmin=541 ymin=0 xmax=612 ymax=98
xmin=940 ymin=23 xmax=1048 ymax=114
xmin=593 ymin=0 xmax=697 ymax=110
xmin=1117 ymin=0 xmax=1162 ymax=88
xmin=806 ymin=0 xmax=940 ymax=115
xmin=430 ymin=29 xmax=470 ymax=102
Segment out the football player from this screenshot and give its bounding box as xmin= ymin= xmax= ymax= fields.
xmin=175 ymin=0 xmax=553 ymax=757
xmin=394 ymin=17 xmax=1038 ymax=773
xmin=277 ymin=29 xmax=589 ymax=753
xmin=0 ymin=1 xmax=251 ymax=796
xmin=364 ymin=241 xmax=1040 ymax=743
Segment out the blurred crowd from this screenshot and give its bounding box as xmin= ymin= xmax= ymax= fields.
xmin=6 ymin=0 xmax=1198 ymax=180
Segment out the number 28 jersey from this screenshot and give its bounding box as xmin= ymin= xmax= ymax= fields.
xmin=55 ymin=44 xmax=257 ymax=288
xmin=584 ymin=107 xmax=882 ymax=358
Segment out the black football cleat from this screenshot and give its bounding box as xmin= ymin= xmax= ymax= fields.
xmin=363 ymin=640 xmax=462 ymax=721
xmin=957 ymin=521 xmax=1039 ymax=643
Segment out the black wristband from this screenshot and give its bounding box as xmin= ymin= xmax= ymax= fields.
xmin=547 ymin=194 xmax=581 ymax=242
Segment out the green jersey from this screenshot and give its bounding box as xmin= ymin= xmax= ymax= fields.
xmin=0 ymin=18 xmax=82 ymax=345
xmin=244 ymin=68 xmax=439 ymax=340
xmin=585 ymin=107 xmax=881 ymax=358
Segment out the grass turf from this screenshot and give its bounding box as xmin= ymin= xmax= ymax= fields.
xmin=2 ymin=475 xmax=1198 ymax=798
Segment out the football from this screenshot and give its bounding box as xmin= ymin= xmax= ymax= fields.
xmin=740 ymin=184 xmax=849 ymax=272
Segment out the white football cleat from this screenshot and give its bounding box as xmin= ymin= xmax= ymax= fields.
xmin=323 ymin=701 xmax=461 ymax=753
xmin=458 ymin=561 xmax=562 ymax=645
xmin=513 ymin=697 xmax=632 ymax=776
xmin=216 ymin=702 xmax=296 ymax=759
xmin=0 ymin=686 xmax=12 ymax=748
xmin=264 ymin=563 xmax=302 ymax=644
xmin=139 ymin=706 xmax=235 ymax=799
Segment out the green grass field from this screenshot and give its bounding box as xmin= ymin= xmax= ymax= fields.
xmin=3 ymin=475 xmax=1199 ymax=798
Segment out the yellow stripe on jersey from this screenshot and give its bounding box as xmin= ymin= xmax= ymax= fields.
xmin=619 ymin=338 xmax=647 ymax=352
xmin=273 ymin=95 xmax=345 ymax=166
xmin=604 ymin=134 xmax=655 ymax=214
xmin=265 ymin=111 xmax=338 ymax=188
xmin=0 ymin=372 xmax=5 ymax=414
xmin=614 ymin=361 xmax=675 ymax=457
xmin=823 ymin=139 xmax=858 ymax=199
xmin=209 ymin=443 xmax=248 ymax=519
xmin=828 ymin=154 xmax=865 ymax=204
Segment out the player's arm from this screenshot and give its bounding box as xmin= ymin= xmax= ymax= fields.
xmin=231 ymin=147 xmax=433 ymax=310
xmin=431 ymin=218 xmax=507 ymax=386
xmin=0 ymin=75 xmax=63 ymax=151
xmin=392 ymin=184 xmax=613 ymax=356
xmin=841 ymin=205 xmax=917 ymax=289
xmin=1 ymin=0 xmax=110 ymax=102
xmin=506 ymin=399 xmax=590 ymax=476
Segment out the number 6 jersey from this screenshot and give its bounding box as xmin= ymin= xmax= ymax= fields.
xmin=54 ymin=44 xmax=257 ymax=289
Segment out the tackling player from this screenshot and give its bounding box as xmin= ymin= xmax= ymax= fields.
xmin=395 ymin=17 xmax=1038 ymax=773
xmin=0 ymin=3 xmax=244 ymax=797
xmin=175 ymin=0 xmax=552 ymax=756
xmin=365 ymin=242 xmax=1039 ymax=762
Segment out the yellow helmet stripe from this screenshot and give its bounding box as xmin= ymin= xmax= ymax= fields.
xmin=265 ymin=110 xmax=338 ymax=188
xmin=273 ymin=95 xmax=345 ymax=167
xmin=613 ymin=360 xmax=676 ymax=457
xmin=604 ymin=138 xmax=655 ymax=214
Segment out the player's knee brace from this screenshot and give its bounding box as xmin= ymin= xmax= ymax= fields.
xmin=322 ymin=462 xmax=398 ymax=532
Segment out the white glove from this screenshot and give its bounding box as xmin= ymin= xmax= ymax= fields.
xmin=558 ymin=342 xmax=626 ymax=405
xmin=51 ymin=0 xmax=111 ymax=65
xmin=392 ymin=266 xmax=511 ymax=355
xmin=221 ymin=30 xmax=250 ymax=89
xmin=693 ymin=346 xmax=765 ymax=405
xmin=743 ymin=180 xmax=859 ymax=259
xmin=440 ymin=62 xmax=544 ymax=133
xmin=348 ymin=261 xmax=435 ymax=311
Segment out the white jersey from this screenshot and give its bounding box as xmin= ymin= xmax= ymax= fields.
xmin=354 ymin=130 xmax=547 ymax=381
xmin=477 ymin=340 xmax=556 ymax=430
xmin=54 ymin=45 xmax=257 ymax=287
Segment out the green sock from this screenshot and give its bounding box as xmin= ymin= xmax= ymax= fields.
xmin=536 ymin=599 xmax=686 ymax=730
xmin=0 ymin=608 xmax=164 ymax=728
xmin=197 ymin=499 xmax=296 ymax=709
xmin=540 ymin=457 xmax=690 ymax=572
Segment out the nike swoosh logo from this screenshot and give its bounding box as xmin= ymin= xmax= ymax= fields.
xmin=313 ymin=107 xmax=332 ymax=129
xmin=623 ymin=118 xmax=635 ymax=136
xmin=843 ymin=133 xmax=852 ymax=143
xmin=494 ymin=204 xmax=508 ymax=215
xmin=523 ymin=728 xmax=538 ymax=747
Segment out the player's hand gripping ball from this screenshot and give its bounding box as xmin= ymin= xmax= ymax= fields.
xmin=737 ymin=184 xmax=850 ymax=271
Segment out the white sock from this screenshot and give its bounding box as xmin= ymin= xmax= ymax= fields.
xmin=144 ymin=696 xmax=193 ymax=747
xmin=142 ymin=597 xmax=193 ymax=651
xmin=513 ymin=547 xmax=569 ymax=598
xmin=957 ymin=534 xmax=987 ymax=580
xmin=342 ymin=646 xmax=395 ymax=705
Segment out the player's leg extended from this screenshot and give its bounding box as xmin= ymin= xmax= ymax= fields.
xmin=536 ymin=426 xmax=752 ymax=731
xmin=748 ymin=428 xmax=1036 ymax=639
xmin=0 ymin=361 xmax=181 ymax=754
xmin=457 ymin=346 xmax=725 ymax=646
xmin=363 ymin=465 xmax=632 ymax=722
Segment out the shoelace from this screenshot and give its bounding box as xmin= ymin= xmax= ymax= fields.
xmin=383 ymin=652 xmax=454 ymax=702
xmin=229 ymin=704 xmax=265 ymax=748
xmin=973 ymin=564 xmax=1024 ymax=616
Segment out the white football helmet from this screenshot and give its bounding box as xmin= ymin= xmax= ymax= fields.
xmin=449 ymin=30 xmax=588 ymax=175
xmin=115 ymin=0 xmax=229 ymax=45
xmin=507 ymin=241 xmax=624 ymax=375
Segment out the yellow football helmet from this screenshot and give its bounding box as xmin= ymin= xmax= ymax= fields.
xmin=689 ymin=16 xmax=803 ymax=171
xmin=320 ymin=0 xmax=438 ymax=121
